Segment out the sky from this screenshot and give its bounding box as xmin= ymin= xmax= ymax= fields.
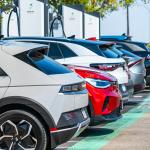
xmin=101 ymin=2 xmax=150 ymax=42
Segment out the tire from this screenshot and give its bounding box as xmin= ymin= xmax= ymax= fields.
xmin=0 ymin=110 xmax=48 ymax=150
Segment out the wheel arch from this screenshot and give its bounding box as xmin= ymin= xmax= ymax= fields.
xmin=0 ymin=96 xmax=56 ymax=130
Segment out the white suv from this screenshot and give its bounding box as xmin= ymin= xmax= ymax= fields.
xmin=0 ymin=41 xmax=90 ymax=150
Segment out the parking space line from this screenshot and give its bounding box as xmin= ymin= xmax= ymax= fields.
xmin=67 ymin=95 xmax=150 ymax=150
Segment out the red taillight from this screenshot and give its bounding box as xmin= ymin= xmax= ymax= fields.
xmin=98 ymin=64 xmax=120 ymax=71
xmin=87 ymin=37 xmax=97 ymax=41
xmin=128 ymin=59 xmax=143 ymax=68
xmin=50 ymin=128 xmax=58 ymax=132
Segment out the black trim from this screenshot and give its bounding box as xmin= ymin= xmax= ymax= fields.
xmin=0 ymin=96 xmax=56 ymax=128
xmin=91 ymin=107 xmax=122 ymax=123
xmin=51 ymin=127 xmax=77 ymax=148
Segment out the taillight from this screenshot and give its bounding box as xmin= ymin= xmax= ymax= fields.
xmin=90 ymin=64 xmax=121 ymax=71
xmin=87 ymin=37 xmax=97 ymax=41
xmin=128 ymin=59 xmax=143 ymax=68
xmin=60 ymin=82 xmax=86 ymax=93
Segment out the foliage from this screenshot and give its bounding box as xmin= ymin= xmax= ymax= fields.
xmin=0 ymin=0 xmax=13 ymax=12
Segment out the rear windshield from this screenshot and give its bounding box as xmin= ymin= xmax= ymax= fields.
xmin=120 ymin=49 xmax=139 ymax=58
xmin=99 ymin=45 xmax=120 ymax=58
xmin=115 ymin=46 xmax=139 ymax=58
xmin=15 ymin=49 xmax=71 ymax=75
xmin=124 ymin=43 xmax=145 ymax=52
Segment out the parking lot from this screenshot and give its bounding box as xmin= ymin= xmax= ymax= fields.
xmin=56 ymin=88 xmax=150 ymax=150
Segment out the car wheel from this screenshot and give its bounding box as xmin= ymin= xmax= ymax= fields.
xmin=0 ymin=110 xmax=48 ymax=150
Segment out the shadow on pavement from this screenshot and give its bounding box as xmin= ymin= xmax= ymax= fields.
xmin=79 ymin=128 xmax=114 ymax=137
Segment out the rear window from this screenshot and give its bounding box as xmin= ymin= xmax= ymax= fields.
xmin=120 ymin=49 xmax=139 ymax=58
xmin=15 ymin=49 xmax=71 ymax=75
xmin=124 ymin=43 xmax=145 ymax=52
xmin=115 ymin=46 xmax=139 ymax=58
xmin=99 ymin=45 xmax=119 ymax=58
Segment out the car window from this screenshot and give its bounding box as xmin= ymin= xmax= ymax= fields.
xmin=48 ymin=42 xmax=63 ymax=59
xmin=120 ymin=49 xmax=139 ymax=58
xmin=58 ymin=43 xmax=77 ymax=58
xmin=0 ymin=68 xmax=7 ymax=76
xmin=99 ymin=45 xmax=119 ymax=58
xmin=124 ymin=43 xmax=145 ymax=52
xmin=15 ymin=49 xmax=71 ymax=75
xmin=111 ymin=46 xmax=124 ymax=56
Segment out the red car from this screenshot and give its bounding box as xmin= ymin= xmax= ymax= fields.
xmin=68 ymin=65 xmax=122 ymax=125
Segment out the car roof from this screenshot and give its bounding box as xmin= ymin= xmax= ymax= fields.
xmin=1 ymin=40 xmax=48 ymax=55
xmin=100 ymin=36 xmax=147 ymax=44
xmin=100 ymin=35 xmax=131 ymax=41
xmin=4 ymin=36 xmax=115 ymax=46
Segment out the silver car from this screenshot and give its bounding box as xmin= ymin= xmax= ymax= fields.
xmin=112 ymin=45 xmax=146 ymax=92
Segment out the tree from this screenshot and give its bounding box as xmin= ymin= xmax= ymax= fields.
xmin=0 ymin=0 xmax=13 ymax=13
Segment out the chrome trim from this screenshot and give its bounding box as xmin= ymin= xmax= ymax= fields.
xmin=59 ymin=89 xmax=88 ymax=95
xmin=51 ymin=118 xmax=90 ymax=134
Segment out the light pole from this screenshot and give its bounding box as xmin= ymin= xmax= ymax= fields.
xmin=126 ymin=5 xmax=130 ymax=36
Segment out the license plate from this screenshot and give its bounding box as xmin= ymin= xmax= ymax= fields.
xmin=81 ymin=109 xmax=87 ymax=119
xmin=122 ymin=85 xmax=127 ymax=92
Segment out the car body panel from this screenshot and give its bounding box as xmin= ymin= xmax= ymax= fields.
xmin=0 ymin=41 xmax=89 ymax=125
xmin=3 ymin=38 xmax=129 ymax=85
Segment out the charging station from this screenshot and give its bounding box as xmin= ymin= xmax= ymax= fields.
xmin=60 ymin=5 xmax=84 ymax=38
xmin=84 ymin=12 xmax=100 ymax=39
xmin=1 ymin=0 xmax=49 ymax=37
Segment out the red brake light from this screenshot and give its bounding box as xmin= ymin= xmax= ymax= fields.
xmin=128 ymin=59 xmax=143 ymax=68
xmin=87 ymin=37 xmax=97 ymax=41
xmin=97 ymin=64 xmax=120 ymax=71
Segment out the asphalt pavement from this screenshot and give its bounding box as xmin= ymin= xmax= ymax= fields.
xmin=55 ymin=88 xmax=150 ymax=150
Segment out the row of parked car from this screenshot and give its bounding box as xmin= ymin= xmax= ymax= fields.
xmin=0 ymin=35 xmax=148 ymax=150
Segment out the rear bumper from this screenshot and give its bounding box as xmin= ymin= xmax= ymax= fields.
xmin=91 ymin=106 xmax=122 ymax=124
xmin=119 ymin=84 xmax=129 ymax=103
xmin=134 ymin=83 xmax=146 ymax=92
xmin=87 ymin=83 xmax=121 ymax=123
xmin=50 ymin=108 xmax=90 ymax=149
xmin=130 ymin=72 xmax=146 ymax=91
xmin=146 ymin=75 xmax=150 ymax=86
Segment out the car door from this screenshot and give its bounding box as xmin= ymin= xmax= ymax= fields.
xmin=0 ymin=67 xmax=11 ymax=99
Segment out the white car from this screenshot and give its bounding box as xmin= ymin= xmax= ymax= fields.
xmin=4 ymin=37 xmax=129 ymax=102
xmin=0 ymin=41 xmax=90 ymax=150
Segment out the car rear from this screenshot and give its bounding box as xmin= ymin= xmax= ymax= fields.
xmin=23 ymin=48 xmax=90 ymax=149
xmin=112 ymin=45 xmax=146 ymax=92
xmin=2 ymin=41 xmax=90 ymax=149
xmin=68 ymin=65 xmax=122 ymax=125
